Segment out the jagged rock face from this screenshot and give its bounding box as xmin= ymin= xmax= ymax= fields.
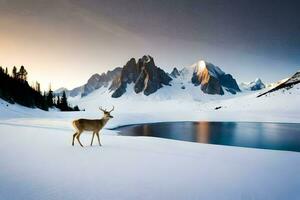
xmin=190 ymin=60 xmax=240 ymax=95
xmin=219 ymin=74 xmax=240 ymax=92
xmin=191 ymin=67 xmax=224 ymax=95
xmin=81 ymin=67 xmax=122 ymax=97
xmin=170 ymin=67 xmax=180 ymax=78
xmin=111 ymin=55 xmax=172 ymax=98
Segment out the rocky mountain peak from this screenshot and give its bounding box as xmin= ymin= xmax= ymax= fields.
xmin=170 ymin=67 xmax=180 ymax=78
xmin=111 ymin=55 xmax=172 ymax=98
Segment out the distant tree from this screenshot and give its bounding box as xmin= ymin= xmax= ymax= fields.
xmin=12 ymin=66 xmax=17 ymax=79
xmin=56 ymin=95 xmax=61 ymax=105
xmin=35 ymin=81 xmax=41 ymax=93
xmin=60 ymin=91 xmax=68 ymax=111
xmin=46 ymin=89 xmax=54 ymax=107
xmin=18 ymin=66 xmax=28 ymax=81
xmin=0 ymin=66 xmax=80 ymax=112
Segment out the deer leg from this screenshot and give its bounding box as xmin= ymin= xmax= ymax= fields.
xmin=90 ymin=132 xmax=96 ymax=146
xmin=96 ymin=132 xmax=102 ymax=146
xmin=76 ymin=131 xmax=84 ymax=147
xmin=72 ymin=132 xmax=78 ymax=146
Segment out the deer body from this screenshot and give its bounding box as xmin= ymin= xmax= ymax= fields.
xmin=72 ymin=106 xmax=114 ymax=147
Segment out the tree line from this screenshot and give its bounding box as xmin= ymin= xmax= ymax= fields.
xmin=0 ymin=66 xmax=80 ymax=111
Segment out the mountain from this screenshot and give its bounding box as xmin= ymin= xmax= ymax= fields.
xmin=56 ymin=55 xmax=173 ymax=98
xmin=59 ymin=57 xmax=241 ymax=98
xmin=55 ymin=67 xmax=122 ymax=97
xmin=180 ymin=60 xmax=240 ymax=95
xmin=240 ymin=78 xmax=265 ymax=91
xmin=170 ymin=67 xmax=180 ymax=78
xmin=82 ymin=68 xmax=122 ymax=97
xmin=54 ymin=87 xmax=68 ymax=94
xmin=111 ymin=55 xmax=172 ymax=98
xmin=257 ymin=71 xmax=300 ymax=97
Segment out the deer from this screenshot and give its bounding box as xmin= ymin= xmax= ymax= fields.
xmin=72 ymin=106 xmax=114 ymax=147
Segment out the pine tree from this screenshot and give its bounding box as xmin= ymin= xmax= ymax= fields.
xmin=18 ymin=66 xmax=28 ymax=81
xmin=0 ymin=65 xmax=80 ymax=112
xmin=12 ymin=66 xmax=17 ymax=79
xmin=60 ymin=91 xmax=68 ymax=111
xmin=56 ymin=95 xmax=61 ymax=105
xmin=35 ymin=81 xmax=41 ymax=93
xmin=46 ymin=89 xmax=54 ymax=107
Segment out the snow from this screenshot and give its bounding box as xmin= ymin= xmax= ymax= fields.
xmin=1 ymin=82 xmax=300 ymax=199
xmin=1 ymin=122 xmax=300 ymax=200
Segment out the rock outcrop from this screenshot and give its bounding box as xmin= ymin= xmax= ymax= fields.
xmin=81 ymin=67 xmax=122 ymax=97
xmin=170 ymin=67 xmax=180 ymax=78
xmin=111 ymin=55 xmax=172 ymax=98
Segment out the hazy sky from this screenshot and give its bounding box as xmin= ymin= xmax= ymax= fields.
xmin=0 ymin=0 xmax=299 ymax=90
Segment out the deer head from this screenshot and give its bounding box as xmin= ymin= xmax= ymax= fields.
xmin=99 ymin=106 xmax=114 ymax=119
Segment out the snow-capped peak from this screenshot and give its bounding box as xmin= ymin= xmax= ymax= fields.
xmin=184 ymin=60 xmax=225 ymax=79
xmin=143 ymin=55 xmax=152 ymax=63
xmin=195 ymin=60 xmax=206 ymax=75
xmin=240 ymin=78 xmax=265 ymax=91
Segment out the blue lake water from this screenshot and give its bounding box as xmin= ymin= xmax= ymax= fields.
xmin=114 ymin=121 xmax=300 ymax=152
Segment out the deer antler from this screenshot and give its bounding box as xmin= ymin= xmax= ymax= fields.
xmin=99 ymin=107 xmax=107 ymax=112
xmin=109 ymin=106 xmax=114 ymax=112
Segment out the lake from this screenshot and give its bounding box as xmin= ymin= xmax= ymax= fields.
xmin=114 ymin=121 xmax=300 ymax=152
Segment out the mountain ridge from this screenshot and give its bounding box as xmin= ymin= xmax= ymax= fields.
xmin=55 ymin=56 xmax=277 ymax=99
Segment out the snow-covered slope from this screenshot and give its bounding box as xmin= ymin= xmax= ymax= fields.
xmin=258 ymin=71 xmax=300 ymax=97
xmin=1 ymin=120 xmax=300 ymax=200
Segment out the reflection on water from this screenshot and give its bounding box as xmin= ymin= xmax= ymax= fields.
xmin=115 ymin=122 xmax=300 ymax=152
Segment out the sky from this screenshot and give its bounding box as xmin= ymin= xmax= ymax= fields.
xmin=0 ymin=0 xmax=299 ymax=90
